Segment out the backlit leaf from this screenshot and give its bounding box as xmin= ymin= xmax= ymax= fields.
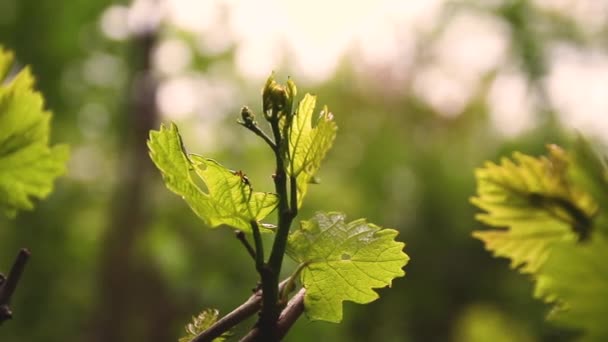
xmin=534 ymin=236 xmax=608 ymax=341
xmin=471 ymin=146 xmax=596 ymax=273
xmin=178 ymin=308 xmax=229 ymax=342
xmin=287 ymin=212 xmax=408 ymax=323
xmin=148 ymin=123 xmax=278 ymax=232
xmin=287 ymin=94 xmax=337 ymax=207
xmin=568 ymin=137 xmax=608 ymax=234
xmin=0 ymin=47 xmax=69 ymax=218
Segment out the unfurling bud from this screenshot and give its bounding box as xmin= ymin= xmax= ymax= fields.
xmin=262 ymin=72 xmax=297 ymax=120
xmin=240 ymin=106 xmax=255 ymax=126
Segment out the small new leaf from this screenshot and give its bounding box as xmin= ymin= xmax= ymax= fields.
xmin=534 ymin=237 xmax=608 ymax=341
xmin=287 ymin=94 xmax=337 ymax=207
xmin=287 ymin=212 xmax=408 ymax=323
xmin=0 ymin=47 xmax=69 ymax=218
xmin=148 ymin=123 xmax=278 ymax=232
xmin=179 ymin=308 xmax=229 ymax=342
xmin=471 ymin=146 xmax=597 ymax=273
xmin=262 ymin=73 xmax=296 ymax=120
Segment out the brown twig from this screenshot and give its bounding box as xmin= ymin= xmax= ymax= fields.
xmin=0 ymin=248 xmax=31 ymax=324
xmin=191 ymin=280 xmax=289 ymax=342
xmin=240 ymin=288 xmax=306 ymax=342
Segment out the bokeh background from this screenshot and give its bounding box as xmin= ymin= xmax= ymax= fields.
xmin=1 ymin=0 xmax=607 ymax=341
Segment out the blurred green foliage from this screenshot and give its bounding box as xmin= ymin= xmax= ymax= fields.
xmin=472 ymin=141 xmax=608 ymax=340
xmin=0 ymin=47 xmax=68 ymax=218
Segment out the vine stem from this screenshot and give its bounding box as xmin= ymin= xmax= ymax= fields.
xmin=250 ymin=221 xmax=265 ymax=272
xmin=235 ymin=230 xmax=256 ymax=261
xmin=191 ymin=280 xmax=289 ymax=342
xmin=241 ymin=288 xmax=306 ymax=342
xmin=238 ymin=115 xmax=276 ymax=152
xmin=0 ymin=248 xmax=31 ymax=324
xmin=256 ymin=109 xmax=298 ymax=341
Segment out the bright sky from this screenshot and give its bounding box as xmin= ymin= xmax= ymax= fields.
xmin=95 ymin=0 xmax=608 ymax=142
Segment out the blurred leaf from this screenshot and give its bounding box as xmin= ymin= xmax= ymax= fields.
xmin=287 ymin=212 xmax=408 ymax=323
xmin=148 ymin=123 xmax=278 ymax=232
xmin=0 ymin=48 xmax=13 ymax=80
xmin=568 ymin=138 xmax=608 ymax=234
xmin=473 ymin=142 xmax=608 ymax=340
xmin=178 ymin=308 xmax=229 ymax=342
xmin=0 ymin=46 xmax=69 ymax=218
xmin=287 ymin=94 xmax=337 ymax=208
xmin=453 ymin=304 xmax=534 ymax=342
xmin=471 ymin=146 xmax=596 ymax=273
xmin=535 ymin=236 xmax=608 ymax=341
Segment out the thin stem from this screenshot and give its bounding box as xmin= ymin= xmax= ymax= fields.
xmin=256 ymin=111 xmax=297 ymax=341
xmin=240 ymin=288 xmax=306 ymax=342
xmin=191 ymin=279 xmax=289 ymax=342
xmin=267 ymin=115 xmax=296 ymax=273
xmin=238 ymin=121 xmax=276 ymax=151
xmin=0 ymin=248 xmax=31 ymax=324
xmin=250 ymin=221 xmax=264 ymax=272
xmin=268 ymin=109 xmax=297 ymax=273
xmin=235 ymin=230 xmax=256 ymax=261
xmin=280 ymin=262 xmax=307 ymax=302
xmin=289 ymin=175 xmax=298 ymax=219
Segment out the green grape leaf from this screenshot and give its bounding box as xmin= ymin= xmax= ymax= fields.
xmin=568 ymin=137 xmax=608 ymax=235
xmin=287 ymin=94 xmax=337 ymax=207
xmin=569 ymin=138 xmax=608 ymax=204
xmin=471 ymin=146 xmax=597 ymax=273
xmin=534 ymin=237 xmax=608 ymax=341
xmin=0 ymin=47 xmax=69 ymax=218
xmin=287 ymin=212 xmax=409 ymax=323
xmin=148 ymin=123 xmax=278 ymax=232
xmin=0 ymin=48 xmax=13 ymax=80
xmin=178 ymin=308 xmax=230 ymax=342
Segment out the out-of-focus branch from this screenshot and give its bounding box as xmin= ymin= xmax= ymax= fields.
xmin=240 ymin=288 xmax=306 ymax=342
xmin=92 ymin=1 xmax=165 ymax=340
xmin=0 ymin=248 xmax=31 ymax=324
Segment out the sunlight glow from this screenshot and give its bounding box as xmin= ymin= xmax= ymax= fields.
xmin=489 ymin=70 xmax=536 ymax=137
xmin=165 ymin=0 xmax=220 ymax=33
xmin=157 ymin=76 xmax=198 ymax=119
xmin=413 ymin=65 xmax=471 ymax=118
xmin=117 ymin=0 xmax=608 ymax=141
xmin=99 ymin=5 xmax=130 ymax=41
xmin=415 ymin=11 xmax=510 ymax=117
xmin=127 ymin=0 xmax=163 ymax=34
xmin=153 ymin=38 xmax=193 ymax=76
xmin=546 ymin=44 xmax=608 ymax=139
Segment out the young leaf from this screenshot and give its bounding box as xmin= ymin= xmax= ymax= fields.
xmin=568 ymin=137 xmax=608 ymax=235
xmin=534 ymin=237 xmax=608 ymax=341
xmin=0 ymin=47 xmax=69 ymax=218
xmin=0 ymin=48 xmax=13 ymax=80
xmin=287 ymin=94 xmax=337 ymax=207
xmin=179 ymin=308 xmax=230 ymax=342
xmin=148 ymin=123 xmax=278 ymax=232
xmin=569 ymin=138 xmax=608 ymax=203
xmin=471 ymin=146 xmax=597 ymax=273
xmin=262 ymin=73 xmax=291 ymax=119
xmin=286 ymin=212 xmax=408 ymax=323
